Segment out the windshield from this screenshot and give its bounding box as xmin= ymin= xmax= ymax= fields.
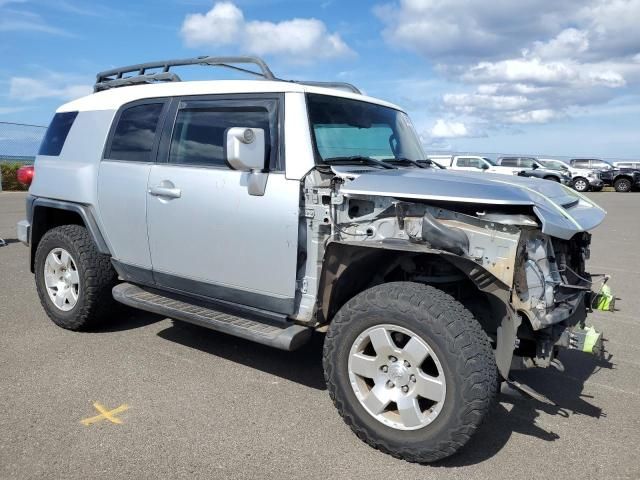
xmin=306 ymin=93 xmax=425 ymax=163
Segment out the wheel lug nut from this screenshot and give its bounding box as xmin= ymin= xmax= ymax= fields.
xmin=410 ymin=374 xmax=416 ymax=382
xmin=404 ymin=360 xmax=411 ymax=368
xmin=381 ymin=365 xmax=388 ymax=373
xmin=389 ymin=356 xmax=397 ymax=363
xmin=386 ymin=380 xmax=395 ymax=388
xmin=401 ymin=385 xmax=409 ymax=393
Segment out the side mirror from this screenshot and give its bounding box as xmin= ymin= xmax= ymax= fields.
xmin=226 ymin=127 xmax=266 ymax=171
xmin=531 ymin=163 xmax=538 ymax=169
xmin=225 ymin=127 xmax=268 ymax=196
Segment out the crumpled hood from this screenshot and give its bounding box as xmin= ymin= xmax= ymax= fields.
xmin=337 ymin=167 xmax=606 ymax=240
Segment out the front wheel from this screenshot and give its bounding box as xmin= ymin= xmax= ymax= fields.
xmin=323 ymin=282 xmax=497 ymax=463
xmin=573 ymin=177 xmax=589 ymax=192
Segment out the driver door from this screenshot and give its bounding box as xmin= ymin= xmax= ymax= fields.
xmin=145 ymin=95 xmax=300 ymax=314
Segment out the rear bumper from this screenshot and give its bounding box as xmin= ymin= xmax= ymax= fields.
xmin=16 ymin=219 xmax=30 ymax=245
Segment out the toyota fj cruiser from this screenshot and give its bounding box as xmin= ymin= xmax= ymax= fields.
xmin=17 ymin=56 xmax=609 ymax=463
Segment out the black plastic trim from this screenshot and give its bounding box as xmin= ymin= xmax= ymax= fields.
xmin=30 ymin=197 xmax=110 ymax=254
xmin=154 ymin=270 xmax=295 ymax=316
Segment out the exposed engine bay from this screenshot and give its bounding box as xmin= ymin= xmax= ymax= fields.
xmin=295 ymin=166 xmax=607 ymax=379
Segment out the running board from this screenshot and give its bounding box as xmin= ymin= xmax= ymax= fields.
xmin=112 ymin=283 xmax=312 ymax=351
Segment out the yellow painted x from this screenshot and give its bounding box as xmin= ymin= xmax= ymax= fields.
xmin=81 ymin=402 xmax=129 ymax=426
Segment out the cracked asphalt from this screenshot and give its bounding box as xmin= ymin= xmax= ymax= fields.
xmin=1 ymin=191 xmax=639 ymax=479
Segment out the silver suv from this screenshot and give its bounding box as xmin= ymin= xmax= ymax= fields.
xmin=17 ymin=56 xmax=608 ymax=463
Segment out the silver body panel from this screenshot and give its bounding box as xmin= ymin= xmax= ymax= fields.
xmin=339 ymin=168 xmax=606 ymax=240
xmin=97 ymin=161 xmax=153 ymax=269
xmin=146 ymin=166 xmax=300 ymax=301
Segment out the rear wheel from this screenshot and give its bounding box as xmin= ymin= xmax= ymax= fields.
xmin=614 ymin=178 xmax=632 ymax=192
xmin=572 ymin=177 xmax=589 ymax=192
xmin=323 ymin=282 xmax=497 ymax=463
xmin=35 ymin=225 xmax=118 ymax=330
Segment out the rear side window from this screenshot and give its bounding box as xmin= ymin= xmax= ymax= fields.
xmin=500 ymin=158 xmax=518 ymax=166
xmin=38 ymin=111 xmax=78 ymax=156
xmin=108 ymin=103 xmax=164 ymax=162
xmin=169 ymin=107 xmax=270 ymax=167
xmin=573 ymin=160 xmax=589 ymax=168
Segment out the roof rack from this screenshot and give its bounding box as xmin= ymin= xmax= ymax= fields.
xmin=94 ymin=55 xmax=361 ymax=94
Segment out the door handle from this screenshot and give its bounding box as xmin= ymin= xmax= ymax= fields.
xmin=149 ymin=185 xmax=182 ymax=199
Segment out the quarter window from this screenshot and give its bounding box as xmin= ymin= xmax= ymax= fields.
xmin=500 ymin=158 xmax=518 ymax=167
xmin=38 ymin=111 xmax=78 ymax=156
xmin=169 ymin=107 xmax=270 ymax=167
xmin=108 ymin=103 xmax=164 ymax=162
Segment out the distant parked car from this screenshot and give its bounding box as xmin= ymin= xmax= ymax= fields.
xmin=538 ymin=158 xmax=603 ymax=192
xmin=612 ymin=161 xmax=640 ymax=169
xmin=599 ymin=168 xmax=640 ymax=192
xmin=496 ymin=156 xmax=572 ymax=185
xmin=570 ymin=158 xmax=614 ymax=171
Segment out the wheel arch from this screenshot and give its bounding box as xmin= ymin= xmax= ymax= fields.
xmin=315 ymin=241 xmax=517 ymax=377
xmin=29 ymin=197 xmax=111 ymax=272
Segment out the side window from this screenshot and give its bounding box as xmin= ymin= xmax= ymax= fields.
xmin=618 ymin=163 xmax=631 ymax=168
xmin=38 ymin=111 xmax=78 ymax=156
xmin=500 ymin=158 xmax=517 ymax=167
xmin=456 ymin=158 xmax=468 ymax=167
xmin=467 ymin=158 xmax=481 ymax=168
xmin=108 ymin=103 xmax=164 ymax=162
xmin=573 ymin=160 xmax=589 ymax=168
xmin=169 ymin=106 xmax=270 ymax=168
xmin=519 ymin=158 xmax=534 ymax=168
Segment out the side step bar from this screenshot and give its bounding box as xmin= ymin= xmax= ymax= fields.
xmin=113 ymin=283 xmax=312 ymax=351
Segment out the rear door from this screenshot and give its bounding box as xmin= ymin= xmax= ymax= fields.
xmin=145 ymin=95 xmax=300 ymax=314
xmin=97 ymin=100 xmax=169 ymax=272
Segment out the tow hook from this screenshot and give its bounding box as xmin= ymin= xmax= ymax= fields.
xmin=569 ymin=325 xmax=604 ymax=358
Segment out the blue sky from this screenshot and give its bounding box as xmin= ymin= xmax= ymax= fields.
xmin=1 ymin=0 xmax=640 ymax=158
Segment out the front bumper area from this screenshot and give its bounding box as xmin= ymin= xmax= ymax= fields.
xmin=16 ymin=219 xmax=30 ymax=245
xmin=588 ymin=178 xmax=604 ymax=187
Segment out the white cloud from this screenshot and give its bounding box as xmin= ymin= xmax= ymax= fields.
xmin=430 ymin=119 xmax=469 ymax=138
xmin=506 ymin=109 xmax=558 ymax=124
xmin=377 ymin=0 xmax=640 ymax=127
xmin=181 ymin=1 xmax=353 ymax=61
xmin=9 ymin=73 xmax=92 ymax=101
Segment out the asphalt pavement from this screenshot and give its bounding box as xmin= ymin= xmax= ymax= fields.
xmin=1 ymin=191 xmax=639 ymax=480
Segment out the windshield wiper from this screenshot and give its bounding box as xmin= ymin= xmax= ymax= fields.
xmin=322 ymin=156 xmax=397 ymax=169
xmin=381 ymin=157 xmax=426 ymax=168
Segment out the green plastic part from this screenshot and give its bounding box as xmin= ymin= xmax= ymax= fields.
xmin=595 ymin=284 xmax=614 ymax=311
xmin=582 ymin=326 xmax=601 ymax=354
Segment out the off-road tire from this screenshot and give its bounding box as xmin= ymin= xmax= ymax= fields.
xmin=614 ymin=178 xmax=632 ymax=192
xmin=572 ymin=177 xmax=589 ymax=192
xmin=323 ymin=282 xmax=497 ymax=463
xmin=34 ymin=225 xmax=118 ymax=330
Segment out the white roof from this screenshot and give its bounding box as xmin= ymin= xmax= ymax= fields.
xmin=58 ymin=80 xmax=403 ymax=113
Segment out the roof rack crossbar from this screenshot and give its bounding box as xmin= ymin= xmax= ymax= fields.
xmin=95 ymin=56 xmax=276 ymax=92
xmin=94 ymin=55 xmax=361 ymax=95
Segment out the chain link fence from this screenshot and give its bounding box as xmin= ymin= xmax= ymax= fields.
xmin=0 ymin=121 xmax=47 ymax=191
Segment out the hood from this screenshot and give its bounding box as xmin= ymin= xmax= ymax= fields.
xmin=336 ymin=167 xmax=606 ymax=240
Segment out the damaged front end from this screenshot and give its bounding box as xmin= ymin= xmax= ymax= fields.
xmin=303 ymin=165 xmax=609 ymax=384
